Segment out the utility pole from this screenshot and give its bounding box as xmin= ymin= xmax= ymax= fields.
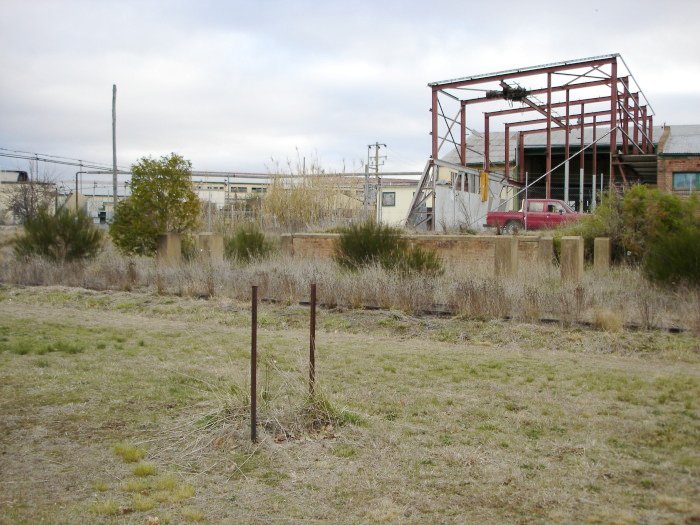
xmin=367 ymin=142 xmax=386 ymax=222
xmin=112 ymin=84 xmax=118 ymax=213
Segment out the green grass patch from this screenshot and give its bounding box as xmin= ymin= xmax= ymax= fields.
xmin=113 ymin=442 xmax=146 ymax=463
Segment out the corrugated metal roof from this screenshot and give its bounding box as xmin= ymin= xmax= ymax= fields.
xmin=661 ymin=125 xmax=700 ymax=155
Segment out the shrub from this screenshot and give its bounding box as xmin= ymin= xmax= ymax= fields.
xmin=394 ymin=245 xmax=444 ymax=277
xmin=335 ymin=221 xmax=406 ymax=271
xmin=553 ymin=185 xmax=699 ymax=264
xmin=14 ymin=208 xmax=103 ymax=262
xmin=335 ymin=221 xmax=443 ymax=275
xmin=644 ymin=225 xmax=700 ymax=286
xmin=180 ymin=233 xmax=198 ymax=261
xmin=225 ymin=223 xmax=274 ymax=262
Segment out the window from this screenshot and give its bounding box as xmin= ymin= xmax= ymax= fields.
xmin=382 ymin=192 xmax=396 ymax=207
xmin=231 ymin=186 xmax=248 ymax=193
xmin=547 ymin=202 xmax=564 ymax=213
xmin=251 ymin=187 xmax=267 ymax=193
xmin=528 ymin=201 xmax=544 ymax=212
xmin=672 ymin=172 xmax=700 ymax=191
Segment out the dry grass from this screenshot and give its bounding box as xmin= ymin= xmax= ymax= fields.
xmin=0 ymin=284 xmax=698 ymax=523
xmin=2 ymin=245 xmax=698 ymax=331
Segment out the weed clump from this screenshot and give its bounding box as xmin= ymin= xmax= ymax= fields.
xmin=335 ymin=221 xmax=442 ymax=276
xmin=14 ymin=208 xmax=103 ymax=262
xmin=593 ymin=307 xmax=623 ymax=332
xmin=133 ymin=462 xmax=157 ymax=477
xmin=113 ymin=442 xmax=146 ymax=463
xmin=303 ymin=393 xmax=365 ymax=431
xmin=225 ymin=223 xmax=274 ymax=263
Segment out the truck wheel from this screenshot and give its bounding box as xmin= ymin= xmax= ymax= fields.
xmin=503 ymin=220 xmax=523 ymax=234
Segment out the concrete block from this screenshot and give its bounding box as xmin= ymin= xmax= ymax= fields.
xmin=561 ymin=236 xmax=584 ymax=283
xmin=494 ymin=236 xmax=518 ymax=277
xmin=593 ymin=237 xmax=611 ymax=273
xmin=198 ymin=233 xmax=224 ymax=263
xmin=156 ymin=233 xmax=181 ymax=265
xmin=280 ymin=234 xmax=294 ymax=256
xmin=538 ymin=237 xmax=554 ymax=266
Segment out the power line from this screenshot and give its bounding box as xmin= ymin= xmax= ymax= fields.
xmin=0 ymin=147 xmax=130 ymax=171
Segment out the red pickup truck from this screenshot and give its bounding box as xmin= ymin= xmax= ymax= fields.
xmin=486 ymin=199 xmax=582 ymax=234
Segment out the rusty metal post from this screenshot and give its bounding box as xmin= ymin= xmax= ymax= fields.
xmin=648 ymin=115 xmax=654 ymax=153
xmin=633 ymin=93 xmax=639 ymax=148
xmin=484 ymin=114 xmax=490 ymax=172
xmin=622 ymin=78 xmax=629 ymax=154
xmin=518 ymin=131 xmax=525 ymax=183
xmin=545 ymin=72 xmax=552 ymax=198
xmin=431 ymin=88 xmax=438 ymax=159
xmin=592 ymin=115 xmax=598 ymax=195
xmin=564 ymin=88 xmax=570 ymax=204
xmin=609 ymin=60 xmax=618 ymax=188
xmin=504 ymin=124 xmax=510 ymax=181
xmin=580 ymin=103 xmax=585 ymax=212
xmin=309 ymin=283 xmax=316 ymax=396
xmin=250 ymin=285 xmax=258 ymax=443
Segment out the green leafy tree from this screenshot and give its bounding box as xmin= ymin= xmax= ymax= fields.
xmin=110 ymin=153 xmax=200 ymax=256
xmin=14 ymin=208 xmax=103 ymax=261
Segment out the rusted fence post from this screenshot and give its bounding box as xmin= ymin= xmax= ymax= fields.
xmin=250 ymin=285 xmax=258 ymax=443
xmin=309 ymin=283 xmax=316 ymax=396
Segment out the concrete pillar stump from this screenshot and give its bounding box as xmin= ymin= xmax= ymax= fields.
xmin=538 ymin=237 xmax=554 ymax=266
xmin=156 ymin=233 xmax=181 ymax=265
xmin=594 ymin=237 xmax=611 ymax=273
xmin=280 ymin=234 xmax=294 ymax=256
xmin=494 ymin=236 xmax=518 ymax=277
xmin=561 ymin=236 xmax=584 ymax=283
xmin=198 ymin=233 xmax=224 ymax=263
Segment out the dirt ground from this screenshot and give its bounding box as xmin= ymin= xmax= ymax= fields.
xmin=0 ymin=284 xmax=698 ymax=524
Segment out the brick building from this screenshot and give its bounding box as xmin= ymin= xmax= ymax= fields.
xmin=656 ymin=125 xmax=700 ymax=195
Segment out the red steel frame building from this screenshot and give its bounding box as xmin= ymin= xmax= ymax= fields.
xmin=407 ymin=54 xmax=655 ymax=229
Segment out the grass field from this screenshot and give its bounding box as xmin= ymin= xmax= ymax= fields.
xmin=0 ymin=284 xmax=699 ymax=524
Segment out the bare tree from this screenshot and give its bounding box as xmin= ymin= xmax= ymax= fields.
xmin=6 ymin=163 xmax=57 ymax=224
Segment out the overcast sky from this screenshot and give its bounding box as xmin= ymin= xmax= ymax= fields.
xmin=1 ymin=0 xmax=699 ymax=184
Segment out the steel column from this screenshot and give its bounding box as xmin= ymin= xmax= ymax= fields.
xmin=633 ymin=93 xmax=639 ymax=147
xmin=460 ymin=102 xmax=466 ymax=165
xmin=484 ymin=114 xmax=490 ymax=172
xmin=580 ymin=103 xmax=585 ymax=212
xmin=609 ymin=60 xmax=618 ymax=187
xmin=431 ymin=88 xmax=438 ymax=159
xmin=592 ymin=115 xmax=598 ymax=191
xmin=546 ymin=72 xmax=552 ymax=198
xmin=504 ymin=124 xmax=510 ymax=180
xmin=518 ymin=131 xmax=525 ymax=182
xmin=622 ymin=78 xmax=629 ymax=154
xmin=564 ymin=89 xmax=570 ymax=204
